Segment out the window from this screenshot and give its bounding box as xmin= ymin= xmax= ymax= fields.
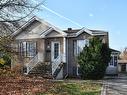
xmin=73 ymin=39 xmax=89 ymax=56
xmin=114 ymin=56 xmax=117 ymax=66
xmin=54 ymin=43 xmax=59 ymax=59
xmin=86 ymin=39 xmax=89 ymax=46
xmin=109 ymin=56 xmax=114 ymax=66
xmin=109 ymin=55 xmax=118 ymax=67
xmin=19 ymin=41 xmax=37 ymax=57
xmin=77 ymin=40 xmax=86 ymax=54
xmin=73 ymin=40 xmax=77 ymax=56
xmin=27 ymin=42 xmax=37 ymax=57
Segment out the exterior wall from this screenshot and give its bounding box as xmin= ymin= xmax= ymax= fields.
xmin=12 ymin=38 xmax=45 ymax=66
xmin=118 ymin=64 xmax=121 ymax=72
xmin=118 ymin=63 xmax=127 ymax=72
xmin=46 ymin=30 xmax=63 ymax=38
xmin=44 ymin=37 xmax=63 ymax=62
xmin=15 ymin=20 xmax=50 ymax=40
xmin=94 ymin=34 xmax=109 ymax=45
xmin=37 ymin=39 xmax=45 ymax=62
xmin=11 ymin=41 xmax=24 ymax=68
xmin=67 ymin=32 xmax=91 ymax=77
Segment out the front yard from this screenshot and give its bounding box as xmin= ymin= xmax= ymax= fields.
xmin=39 ymin=81 xmax=102 ymax=95
xmin=0 ymin=76 xmax=102 ymax=95
xmin=0 ymin=67 xmax=102 ymax=95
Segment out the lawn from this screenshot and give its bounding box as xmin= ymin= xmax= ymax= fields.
xmin=0 ymin=67 xmax=102 ymax=95
xmin=0 ymin=75 xmax=102 ymax=95
xmin=37 ymin=81 xmax=102 ymax=95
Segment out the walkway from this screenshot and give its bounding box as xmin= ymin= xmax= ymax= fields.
xmin=102 ymin=73 xmax=127 ymax=95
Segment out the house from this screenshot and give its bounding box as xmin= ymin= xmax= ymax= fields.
xmin=118 ymin=60 xmax=127 ymax=73
xmin=106 ymin=49 xmax=120 ymax=75
xmin=117 ymin=51 xmax=127 ymax=73
xmin=11 ymin=16 xmax=119 ymax=79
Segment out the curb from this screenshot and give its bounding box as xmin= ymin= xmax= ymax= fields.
xmin=101 ymin=82 xmax=107 ymax=95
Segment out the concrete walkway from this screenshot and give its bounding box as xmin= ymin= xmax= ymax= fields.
xmin=102 ymin=74 xmax=127 ymax=95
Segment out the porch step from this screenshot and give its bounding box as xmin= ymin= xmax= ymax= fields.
xmin=28 ymin=62 xmax=52 ymax=78
xmin=53 ymin=63 xmax=63 ymax=78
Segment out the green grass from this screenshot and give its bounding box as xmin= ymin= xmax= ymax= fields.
xmin=37 ymin=81 xmax=102 ymax=95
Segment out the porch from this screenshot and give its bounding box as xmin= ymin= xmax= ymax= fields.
xmin=13 ymin=37 xmax=67 ymax=79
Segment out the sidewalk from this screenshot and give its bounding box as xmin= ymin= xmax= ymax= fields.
xmin=102 ymin=74 xmax=127 ymax=95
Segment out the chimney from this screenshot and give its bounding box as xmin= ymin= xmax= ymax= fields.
xmin=68 ymin=28 xmax=72 ymax=31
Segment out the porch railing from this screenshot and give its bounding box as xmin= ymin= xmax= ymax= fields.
xmin=24 ymin=53 xmax=39 ymax=74
xmin=52 ymin=54 xmax=62 ymax=74
xmin=52 ymin=54 xmax=64 ymax=79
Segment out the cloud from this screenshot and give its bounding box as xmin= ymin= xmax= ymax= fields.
xmin=89 ymin=13 xmax=94 ymax=17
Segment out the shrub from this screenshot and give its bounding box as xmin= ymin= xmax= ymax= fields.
xmin=0 ymin=58 xmax=5 ymax=65
xmin=0 ymin=64 xmax=23 ymax=77
xmin=2 ymin=54 xmax=11 ymax=66
xmin=78 ymin=37 xmax=111 ymax=79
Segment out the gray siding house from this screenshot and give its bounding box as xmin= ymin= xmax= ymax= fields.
xmin=11 ymin=16 xmax=119 ymax=79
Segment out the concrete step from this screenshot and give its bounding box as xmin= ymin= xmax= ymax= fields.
xmin=27 ymin=62 xmax=52 ymax=78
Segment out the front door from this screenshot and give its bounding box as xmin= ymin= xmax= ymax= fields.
xmin=51 ymin=41 xmax=60 ymax=61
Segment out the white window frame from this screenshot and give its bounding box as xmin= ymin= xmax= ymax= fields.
xmin=109 ymin=55 xmax=114 ymax=67
xmin=77 ymin=39 xmax=88 ymax=54
xmin=19 ymin=41 xmax=37 ymax=58
xmin=51 ymin=41 xmax=60 ymax=61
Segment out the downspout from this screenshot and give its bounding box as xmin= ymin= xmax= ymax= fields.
xmin=64 ymin=37 xmax=68 ymax=78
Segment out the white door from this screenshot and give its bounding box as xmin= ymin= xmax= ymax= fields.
xmin=51 ymin=41 xmax=60 ymax=61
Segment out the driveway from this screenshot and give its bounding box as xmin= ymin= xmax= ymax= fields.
xmin=103 ymin=73 xmax=127 ymax=95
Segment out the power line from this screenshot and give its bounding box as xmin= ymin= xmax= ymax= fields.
xmin=32 ymin=0 xmax=83 ymax=27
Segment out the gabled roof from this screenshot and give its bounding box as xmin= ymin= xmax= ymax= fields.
xmin=90 ymin=30 xmax=108 ymax=36
xmin=12 ymin=16 xmax=67 ymax=38
xmin=64 ymin=28 xmax=108 ymax=37
xmin=11 ymin=16 xmax=108 ymax=39
xmin=75 ymin=27 xmax=93 ymax=36
xmin=110 ymin=48 xmax=120 ymax=53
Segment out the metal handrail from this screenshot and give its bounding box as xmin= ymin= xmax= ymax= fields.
xmin=52 ymin=54 xmax=62 ymax=75
xmin=25 ymin=53 xmax=39 ymax=74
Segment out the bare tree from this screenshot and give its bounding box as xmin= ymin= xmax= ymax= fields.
xmin=120 ymin=47 xmax=127 ymax=60
xmin=0 ymin=0 xmax=44 ymax=55
xmin=0 ymin=0 xmax=45 ymax=35
xmin=0 ymin=0 xmax=44 ymax=23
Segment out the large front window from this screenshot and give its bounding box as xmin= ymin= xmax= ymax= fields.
xmin=19 ymin=41 xmax=37 ymax=57
xmin=73 ymin=39 xmax=89 ymax=56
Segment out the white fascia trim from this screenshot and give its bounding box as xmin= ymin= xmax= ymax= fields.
xmin=76 ymin=27 xmax=93 ymax=37
xmin=35 ymin=17 xmax=67 ymax=37
xmin=40 ymin=27 xmax=54 ymax=38
xmin=11 ymin=16 xmax=37 ymax=37
xmin=93 ymin=33 xmax=107 ymax=36
xmin=12 ymin=16 xmax=67 ymax=38
xmin=41 ymin=27 xmax=67 ymax=38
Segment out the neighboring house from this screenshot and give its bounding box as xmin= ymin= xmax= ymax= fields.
xmin=11 ymin=16 xmax=118 ymax=79
xmin=106 ymin=49 xmax=120 ymax=75
xmin=117 ymin=51 xmax=127 ymax=73
xmin=118 ymin=60 xmax=127 ymax=73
